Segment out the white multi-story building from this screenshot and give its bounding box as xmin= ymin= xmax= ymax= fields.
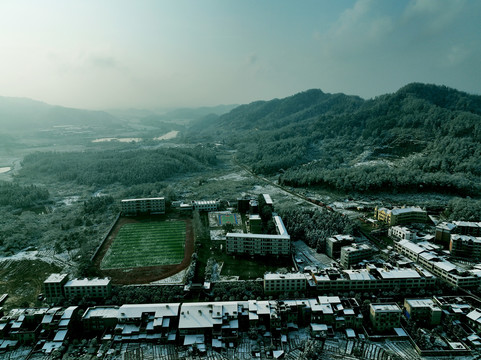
xmin=193 ymin=200 xmax=219 ymax=212
xmin=326 ymin=234 xmax=355 ymax=259
xmin=264 ymin=273 xmax=310 ymax=294
xmin=370 ymin=303 xmax=402 ymax=332
xmin=311 ymin=265 xmax=436 ymax=292
xmin=121 ymin=197 xmax=165 ymax=215
xmin=64 ymin=278 xmax=112 ymax=299
xmin=226 ymin=216 xmax=290 ymax=256
xmin=340 ymin=244 xmax=374 ymax=268
xmin=394 ymin=239 xmax=481 ymax=289
xmin=388 ymin=226 xmax=416 ymax=241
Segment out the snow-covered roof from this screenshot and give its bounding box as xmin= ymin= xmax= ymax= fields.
xmin=118 ymin=303 xmax=180 ymax=320
xmin=65 ymin=277 xmax=110 ymax=287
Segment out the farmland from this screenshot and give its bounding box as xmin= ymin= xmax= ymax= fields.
xmin=101 ymin=221 xmax=186 ymax=270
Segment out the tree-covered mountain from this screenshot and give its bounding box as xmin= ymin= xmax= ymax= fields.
xmin=0 ymin=96 xmax=121 ymax=133
xmin=189 ymin=83 xmax=481 ymax=195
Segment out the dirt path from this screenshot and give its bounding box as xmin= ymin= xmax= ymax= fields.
xmin=92 ymin=216 xmax=194 ymax=285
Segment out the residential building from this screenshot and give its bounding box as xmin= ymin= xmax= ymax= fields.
xmin=44 ymin=274 xmax=69 ymax=303
xmin=325 ymin=235 xmax=355 ymax=259
xmin=193 ymin=200 xmax=219 ymax=212
xmin=340 ymin=244 xmax=374 ymax=268
xmin=450 ymin=234 xmax=481 ymax=260
xmin=435 ymin=221 xmax=481 ymax=246
xmin=403 ymin=299 xmax=442 ymax=326
xmin=121 ymin=197 xmax=165 ymax=215
xmin=64 ymin=278 xmax=112 ymax=299
xmin=370 ymin=303 xmax=402 ymax=332
xmin=374 ymin=206 xmax=427 ymax=226
xmin=388 ymin=226 xmax=416 ymax=241
xmin=264 ymin=273 xmax=309 ymax=294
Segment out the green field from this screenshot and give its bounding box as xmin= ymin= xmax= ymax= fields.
xmin=101 ymin=221 xmax=186 ymax=269
xmin=218 ymin=213 xmax=238 ymax=226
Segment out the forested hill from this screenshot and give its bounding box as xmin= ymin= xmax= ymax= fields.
xmin=190 ymin=83 xmax=481 ymax=195
xmin=0 ymin=96 xmax=120 ymax=132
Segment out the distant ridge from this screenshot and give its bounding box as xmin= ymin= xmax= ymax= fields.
xmin=189 ymin=83 xmax=481 ymax=195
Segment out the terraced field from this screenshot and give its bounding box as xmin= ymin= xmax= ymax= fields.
xmin=101 ymin=221 xmax=186 ymax=269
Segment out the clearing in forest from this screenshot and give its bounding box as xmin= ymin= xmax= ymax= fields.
xmin=101 ymin=221 xmax=186 ymax=269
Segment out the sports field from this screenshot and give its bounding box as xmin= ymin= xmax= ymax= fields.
xmin=217 ymin=213 xmax=239 ymax=226
xmin=101 ymin=221 xmax=186 ymax=270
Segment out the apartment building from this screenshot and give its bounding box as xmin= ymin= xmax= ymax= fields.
xmin=340 ymin=244 xmax=374 ymax=268
xmin=64 ymin=278 xmax=112 ymax=299
xmin=121 ymin=197 xmax=165 ymax=215
xmin=370 ymin=303 xmax=402 ymax=332
xmin=374 ymin=206 xmax=427 ymax=226
xmin=325 ymin=234 xmax=355 ymax=259
xmin=388 ymin=226 xmax=417 ymax=241
xmin=450 ymin=234 xmax=481 ymax=260
xmin=435 ymin=221 xmax=481 ymax=245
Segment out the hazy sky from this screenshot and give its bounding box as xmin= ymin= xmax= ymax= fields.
xmin=1 ymin=0 xmax=480 ymax=109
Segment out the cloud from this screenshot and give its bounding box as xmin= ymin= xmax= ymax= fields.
xmin=402 ymin=0 xmax=466 ymax=35
xmin=318 ymin=0 xmax=394 ymax=60
xmin=88 ymin=55 xmax=118 ymax=69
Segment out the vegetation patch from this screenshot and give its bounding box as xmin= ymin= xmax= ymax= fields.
xmin=101 ymin=221 xmax=186 ymax=269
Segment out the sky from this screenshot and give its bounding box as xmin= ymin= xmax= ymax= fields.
xmin=0 ymin=0 xmax=480 ymax=110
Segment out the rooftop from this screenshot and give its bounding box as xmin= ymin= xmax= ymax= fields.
xmin=121 ymin=197 xmax=164 ymax=202
xmin=371 ymin=303 xmax=401 ymax=312
xmin=65 ymin=277 xmax=111 ymax=287
xmin=44 ymin=273 xmax=68 ymax=283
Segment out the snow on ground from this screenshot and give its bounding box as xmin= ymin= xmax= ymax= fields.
xmin=209 ymin=171 xmax=250 ymax=181
xmin=0 ymin=249 xmax=72 ymax=268
xmin=154 ymin=130 xmax=179 ymax=140
xmin=150 ymin=268 xmax=187 ymax=285
xmin=293 ymin=240 xmax=337 ymax=270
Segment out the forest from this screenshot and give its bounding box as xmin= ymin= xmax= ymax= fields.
xmin=0 ymin=181 xmax=50 ymax=209
xmin=18 ymin=145 xmax=217 ymax=186
xmin=279 ymin=206 xmax=357 ymax=253
xmin=191 ymin=83 xmax=481 ymax=196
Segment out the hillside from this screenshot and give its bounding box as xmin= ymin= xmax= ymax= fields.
xmin=190 ymin=83 xmax=481 ymax=195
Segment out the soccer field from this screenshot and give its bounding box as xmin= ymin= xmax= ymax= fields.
xmin=101 ymin=221 xmax=186 ymax=270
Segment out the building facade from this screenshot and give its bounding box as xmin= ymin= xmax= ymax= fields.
xmin=121 ymin=197 xmax=165 ymax=215
xmin=64 ymin=278 xmax=112 ymax=299
xmin=326 ymin=235 xmax=355 ymax=259
xmin=370 ymin=303 xmax=402 ymax=332
xmin=226 ymin=216 xmax=290 ymax=256
xmin=44 ymin=274 xmax=69 ymax=303
xmin=388 ymin=226 xmax=416 ymax=241
xmin=374 ymin=207 xmax=427 ymax=226
xmin=340 ymin=244 xmax=374 ymax=268
xmin=193 ymin=200 xmax=219 ymax=212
